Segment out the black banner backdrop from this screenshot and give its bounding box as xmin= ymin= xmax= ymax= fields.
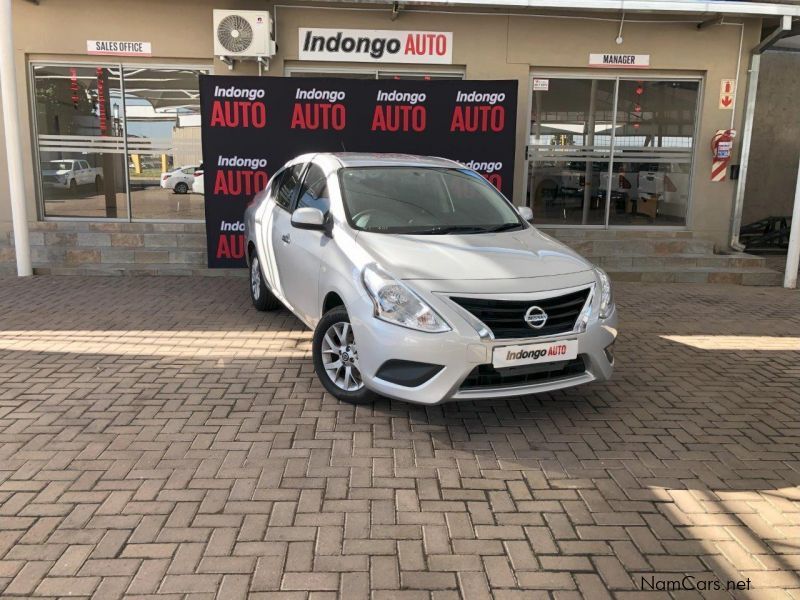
xmin=199 ymin=75 xmax=518 ymax=268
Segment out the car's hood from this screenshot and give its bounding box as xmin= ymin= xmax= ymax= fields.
xmin=42 ymin=169 xmax=69 ymax=175
xmin=355 ymin=227 xmax=592 ymax=280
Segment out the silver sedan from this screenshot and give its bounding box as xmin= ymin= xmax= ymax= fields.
xmin=245 ymin=153 xmax=617 ymax=404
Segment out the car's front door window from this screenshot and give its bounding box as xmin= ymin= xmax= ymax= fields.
xmin=296 ymin=164 xmax=330 ymax=215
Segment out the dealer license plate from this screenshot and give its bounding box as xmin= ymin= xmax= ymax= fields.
xmin=492 ymin=339 xmax=578 ymax=369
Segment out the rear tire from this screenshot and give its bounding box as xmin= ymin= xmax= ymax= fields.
xmin=312 ymin=307 xmax=376 ymax=404
xmin=249 ymin=254 xmax=282 ymax=311
xmin=95 ymin=175 xmax=104 ymax=193
xmin=174 ymin=182 xmax=189 ymax=194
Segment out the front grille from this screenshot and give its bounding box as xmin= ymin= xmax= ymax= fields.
xmin=460 ymin=356 xmax=586 ymax=390
xmin=450 ymin=288 xmax=591 ymax=339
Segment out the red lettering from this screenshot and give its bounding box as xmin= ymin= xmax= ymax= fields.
xmin=217 ymin=234 xmax=246 ymax=259
xmin=404 ymin=34 xmax=416 ymax=55
xmin=213 ymin=170 xmax=270 ymax=196
xmin=216 ymin=234 xmax=230 ymax=258
xmin=404 ymin=33 xmax=445 ymax=56
xmin=371 ymin=105 xmax=426 ymax=132
xmin=450 ymin=106 xmax=505 ymax=132
xmin=291 ymin=102 xmax=346 ymax=130
xmin=210 ymin=101 xmax=225 ymax=127
xmin=435 ymin=34 xmax=446 ymax=56
xmin=214 ymin=169 xmax=228 ymax=195
xmin=485 ymin=173 xmax=502 ymax=190
xmin=209 ymin=100 xmax=267 ymax=128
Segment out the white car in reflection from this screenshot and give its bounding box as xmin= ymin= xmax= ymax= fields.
xmin=160 ymin=165 xmax=197 ymax=194
xmin=191 ymin=164 xmax=204 ymax=195
xmin=244 ymin=153 xmax=617 ymax=405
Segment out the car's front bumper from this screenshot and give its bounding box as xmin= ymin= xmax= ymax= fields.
xmin=350 ymin=289 xmax=617 ymax=405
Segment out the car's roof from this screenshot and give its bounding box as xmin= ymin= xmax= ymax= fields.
xmin=321 ymin=153 xmax=462 ymax=169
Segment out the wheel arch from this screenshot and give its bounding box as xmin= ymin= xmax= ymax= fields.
xmin=322 ymin=291 xmax=345 ymax=315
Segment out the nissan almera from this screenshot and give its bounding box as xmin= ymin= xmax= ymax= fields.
xmin=244 ymin=153 xmax=617 ymax=404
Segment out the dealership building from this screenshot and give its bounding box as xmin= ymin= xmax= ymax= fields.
xmin=1 ymin=0 xmax=799 ymax=284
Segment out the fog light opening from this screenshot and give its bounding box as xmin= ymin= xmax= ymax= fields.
xmin=604 ymin=342 xmax=615 ymax=364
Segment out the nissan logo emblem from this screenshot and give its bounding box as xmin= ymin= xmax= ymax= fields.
xmin=524 ymin=306 xmax=548 ymax=329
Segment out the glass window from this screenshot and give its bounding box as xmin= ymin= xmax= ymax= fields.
xmin=339 ymin=167 xmax=523 ymax=234
xmin=123 ymin=68 xmax=205 ymax=220
xmin=526 ymin=76 xmax=699 ymax=227
xmin=297 ymin=164 xmax=330 ymax=214
xmin=275 ymin=164 xmax=305 ymax=210
xmin=32 ymin=63 xmax=208 ymax=220
xmin=33 ymin=64 xmax=128 ymax=218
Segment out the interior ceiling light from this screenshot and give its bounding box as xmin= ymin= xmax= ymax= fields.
xmin=616 ymin=11 xmax=625 ymax=45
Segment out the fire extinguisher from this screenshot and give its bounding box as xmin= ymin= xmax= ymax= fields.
xmin=710 ymin=129 xmax=735 ymax=182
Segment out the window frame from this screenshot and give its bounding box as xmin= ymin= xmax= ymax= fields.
xmin=29 ymin=59 xmax=212 ymax=223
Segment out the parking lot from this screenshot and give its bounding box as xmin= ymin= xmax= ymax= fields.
xmin=0 ymin=275 xmax=798 ymax=599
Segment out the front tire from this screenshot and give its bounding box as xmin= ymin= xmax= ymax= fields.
xmin=312 ymin=307 xmax=375 ymax=404
xmin=174 ymin=182 xmax=189 ymax=194
xmin=249 ymin=254 xmax=281 ymax=311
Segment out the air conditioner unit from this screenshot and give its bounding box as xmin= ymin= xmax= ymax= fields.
xmin=213 ymin=10 xmax=275 ymax=60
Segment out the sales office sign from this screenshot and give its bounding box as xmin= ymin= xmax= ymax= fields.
xmin=299 ymin=28 xmax=453 ymax=64
xmin=87 ymin=40 xmax=152 ymax=56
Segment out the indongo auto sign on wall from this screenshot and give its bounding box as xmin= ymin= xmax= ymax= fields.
xmin=298 ymin=28 xmax=453 ymax=64
xmin=199 ymin=76 xmax=517 ymax=268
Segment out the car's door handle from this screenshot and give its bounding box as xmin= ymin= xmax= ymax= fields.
xmin=281 ymin=233 xmax=291 ymax=244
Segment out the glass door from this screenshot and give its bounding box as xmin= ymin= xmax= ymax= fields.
xmin=527 ymin=75 xmax=700 ymax=228
xmin=528 ymin=77 xmax=616 ymax=226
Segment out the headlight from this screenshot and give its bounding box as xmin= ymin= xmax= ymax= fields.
xmin=362 ymin=264 xmax=450 ymax=333
xmin=595 ymin=267 xmax=614 ymax=319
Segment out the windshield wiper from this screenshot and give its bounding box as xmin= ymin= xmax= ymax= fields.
xmin=408 ymin=225 xmax=491 ymax=235
xmin=483 ymin=222 xmax=524 ymax=233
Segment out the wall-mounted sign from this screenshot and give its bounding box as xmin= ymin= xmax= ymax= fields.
xmin=719 ymin=78 xmax=735 ymax=109
xmin=589 ymin=53 xmax=650 ymax=68
xmin=532 ymin=78 xmax=549 ymax=91
xmin=299 ymin=28 xmax=453 ymax=64
xmin=87 ymin=40 xmax=152 ymax=56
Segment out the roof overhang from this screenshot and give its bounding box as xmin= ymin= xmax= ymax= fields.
xmin=317 ymin=0 xmax=800 ymax=18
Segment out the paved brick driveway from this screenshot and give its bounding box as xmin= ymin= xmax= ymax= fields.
xmin=0 ymin=276 xmax=798 ymax=599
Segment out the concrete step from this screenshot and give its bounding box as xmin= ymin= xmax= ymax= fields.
xmin=594 ymin=253 xmax=767 ymax=270
xmin=558 ymin=237 xmax=717 ymax=256
xmin=540 ymin=228 xmax=696 ymax=240
xmin=607 ymin=266 xmax=783 ymax=286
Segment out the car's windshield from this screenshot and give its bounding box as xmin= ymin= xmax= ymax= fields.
xmin=339 ymin=167 xmax=524 ymax=235
xmin=49 ymin=161 xmax=72 ymax=170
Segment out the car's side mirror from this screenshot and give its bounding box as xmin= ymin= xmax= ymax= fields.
xmin=516 ymin=205 xmax=534 ymax=222
xmin=291 ymin=206 xmax=327 ymax=231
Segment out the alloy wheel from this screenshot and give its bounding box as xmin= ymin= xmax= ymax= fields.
xmin=320 ymin=321 xmax=363 ymax=391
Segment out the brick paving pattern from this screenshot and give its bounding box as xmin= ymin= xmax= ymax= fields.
xmin=0 ymin=276 xmax=798 ymax=599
